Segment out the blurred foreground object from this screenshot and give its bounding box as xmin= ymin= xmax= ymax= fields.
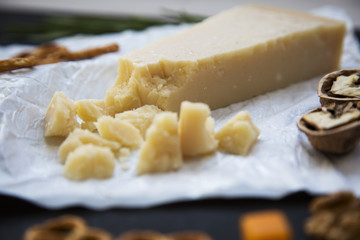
xmin=0 ymin=42 xmax=119 ymax=72
xmin=305 ymin=191 xmax=360 ymax=240
xmin=0 ymin=10 xmax=205 ymax=45
xmin=23 ymin=215 xmax=213 ymax=240
xmin=240 ymin=210 xmax=293 ymax=240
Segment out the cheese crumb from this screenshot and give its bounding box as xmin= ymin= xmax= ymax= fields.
xmin=116 ymin=147 xmax=131 ymax=162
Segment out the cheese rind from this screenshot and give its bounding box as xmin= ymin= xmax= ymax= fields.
xmin=137 ymin=112 xmax=183 ymax=175
xmin=179 ymin=101 xmax=218 ymax=157
xmin=105 ymin=5 xmax=345 ymax=113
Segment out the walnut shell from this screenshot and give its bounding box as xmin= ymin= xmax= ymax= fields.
xmin=318 ymin=69 xmax=360 ymax=106
xmin=297 ymin=107 xmax=360 ymax=154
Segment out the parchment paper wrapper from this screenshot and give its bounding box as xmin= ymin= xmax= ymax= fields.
xmin=0 ymin=6 xmax=359 ymax=209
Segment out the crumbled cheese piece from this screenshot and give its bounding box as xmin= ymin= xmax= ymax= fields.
xmin=80 ymin=121 xmax=97 ymax=132
xmin=58 ymin=128 xmax=120 ymax=163
xmin=64 ymin=144 xmax=115 ymax=181
xmin=115 ymin=105 xmax=162 ymax=138
xmin=215 ymin=111 xmax=260 ymax=155
xmin=137 ymin=112 xmax=183 ymax=175
xmin=179 ymin=101 xmax=218 ymax=157
xmin=116 ymin=147 xmax=131 ymax=162
xmin=75 ymin=99 xmax=107 ymax=122
xmin=96 ymin=116 xmax=142 ymax=149
xmin=44 ymin=91 xmax=79 ymax=137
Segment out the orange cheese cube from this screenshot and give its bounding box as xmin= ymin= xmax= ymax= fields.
xmin=240 ymin=210 xmax=292 ymax=240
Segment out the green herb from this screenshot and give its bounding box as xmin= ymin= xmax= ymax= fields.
xmin=3 ymin=11 xmax=206 ymax=44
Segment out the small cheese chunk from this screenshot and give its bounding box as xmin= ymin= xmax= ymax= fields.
xmin=64 ymin=144 xmax=115 ymax=181
xmin=80 ymin=121 xmax=97 ymax=132
xmin=96 ymin=116 xmax=142 ymax=149
xmin=116 ymin=147 xmax=131 ymax=162
xmin=179 ymin=101 xmax=218 ymax=157
xmin=105 ymin=5 xmax=345 ymax=113
xmin=115 ymin=105 xmax=162 ymax=138
xmin=75 ymin=99 xmax=107 ymax=122
xmin=240 ymin=210 xmax=293 ymax=240
xmin=137 ymin=112 xmax=183 ymax=175
xmin=215 ymin=111 xmax=260 ymax=155
xmin=58 ymin=128 xmax=120 ymax=163
xmin=44 ymin=91 xmax=79 ymax=137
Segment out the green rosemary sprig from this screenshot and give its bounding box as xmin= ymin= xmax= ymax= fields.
xmin=3 ymin=11 xmax=206 ymax=44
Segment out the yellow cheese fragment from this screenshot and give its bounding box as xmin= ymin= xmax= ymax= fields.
xmin=137 ymin=112 xmax=183 ymax=175
xmin=179 ymin=101 xmax=218 ymax=157
xmin=75 ymin=99 xmax=107 ymax=122
xmin=64 ymin=144 xmax=115 ymax=181
xmin=44 ymin=91 xmax=79 ymax=137
xmin=215 ymin=111 xmax=260 ymax=155
xmin=58 ymin=128 xmax=120 ymax=163
xmin=116 ymin=147 xmax=131 ymax=162
xmin=115 ymin=105 xmax=162 ymax=138
xmin=105 ymin=5 xmax=345 ymax=114
xmin=96 ymin=116 xmax=142 ymax=149
xmin=80 ymin=121 xmax=97 ymax=132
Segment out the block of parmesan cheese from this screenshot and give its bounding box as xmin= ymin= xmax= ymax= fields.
xmin=105 ymin=5 xmax=345 ymax=114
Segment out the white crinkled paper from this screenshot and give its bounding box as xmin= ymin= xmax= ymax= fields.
xmin=0 ymin=6 xmax=360 ymax=209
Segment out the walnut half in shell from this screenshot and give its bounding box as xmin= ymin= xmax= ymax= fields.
xmin=305 ymin=191 xmax=360 ymax=240
xmin=318 ymin=69 xmax=360 ymax=106
xmin=297 ymin=103 xmax=360 ymax=154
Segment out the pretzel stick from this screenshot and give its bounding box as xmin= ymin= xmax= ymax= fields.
xmin=0 ymin=57 xmax=37 ymax=72
xmin=65 ymin=43 xmax=119 ymax=60
xmin=23 ymin=215 xmax=87 ymax=240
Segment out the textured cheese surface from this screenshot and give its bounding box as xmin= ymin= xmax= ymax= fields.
xmin=105 ymin=5 xmax=345 ymax=113
xmin=215 ymin=111 xmax=260 ymax=155
xmin=64 ymin=144 xmax=115 ymax=181
xmin=97 ymin=116 xmax=142 ymax=149
xmin=137 ymin=112 xmax=183 ymax=175
xmin=179 ymin=101 xmax=218 ymax=157
xmin=115 ymin=105 xmax=162 ymax=138
xmin=44 ymin=91 xmax=79 ymax=137
xmin=58 ymin=128 xmax=120 ymax=163
xmin=75 ymin=99 xmax=107 ymax=122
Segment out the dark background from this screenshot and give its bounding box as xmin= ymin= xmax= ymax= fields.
xmin=0 ymin=192 xmax=314 ymax=240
